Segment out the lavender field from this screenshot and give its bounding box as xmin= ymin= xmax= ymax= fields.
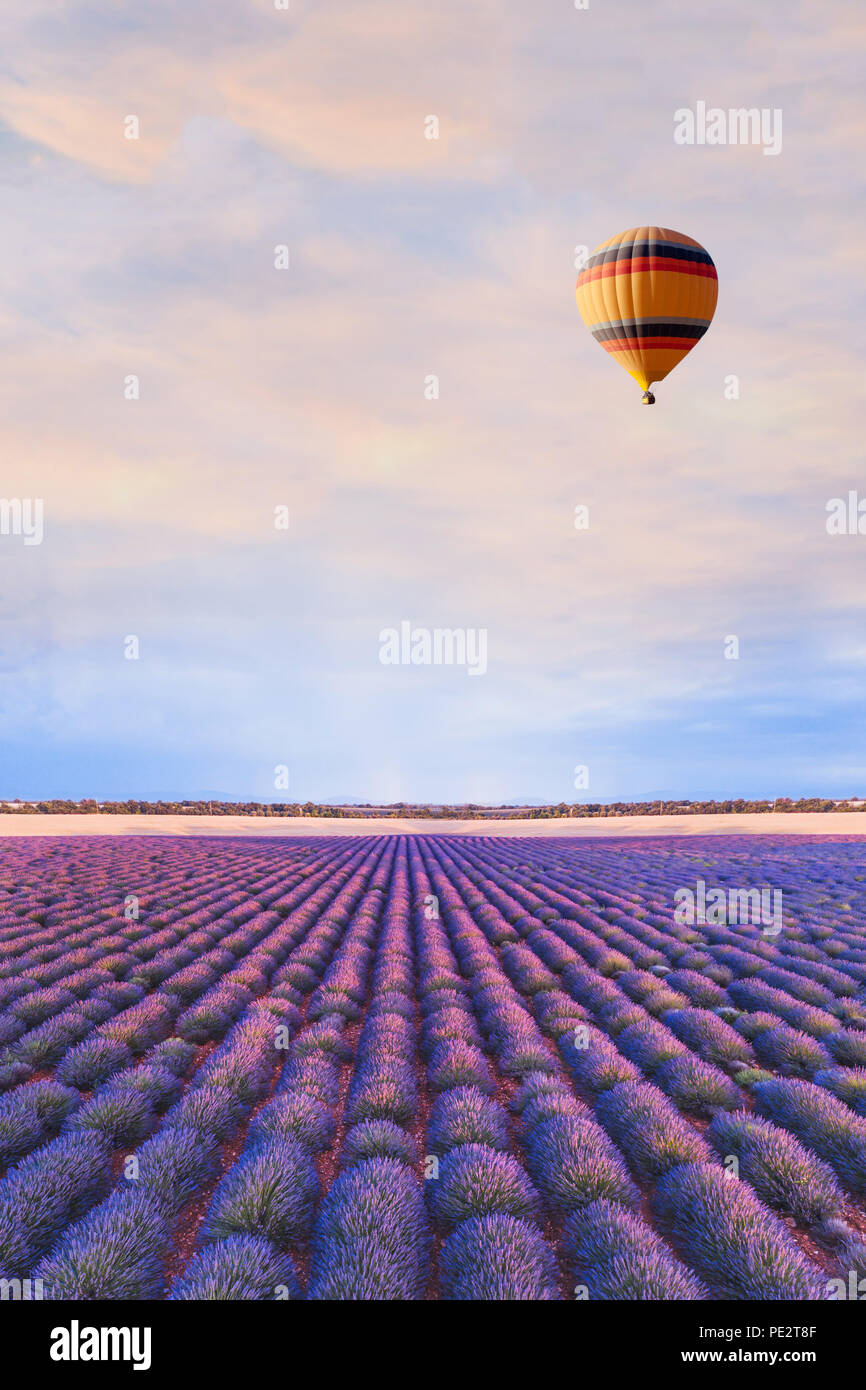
xmin=1 ymin=833 xmax=865 ymax=1301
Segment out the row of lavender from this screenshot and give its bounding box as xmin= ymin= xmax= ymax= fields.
xmin=0 ymin=837 xmax=386 ymax=1293
xmin=0 ymin=834 xmax=865 ymax=1299
xmin=416 ymin=836 xmax=866 ymax=1299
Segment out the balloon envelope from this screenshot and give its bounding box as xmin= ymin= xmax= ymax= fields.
xmin=576 ymin=227 xmax=718 ymax=396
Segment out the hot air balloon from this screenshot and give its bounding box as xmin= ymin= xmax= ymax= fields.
xmin=576 ymin=227 xmax=717 ymax=403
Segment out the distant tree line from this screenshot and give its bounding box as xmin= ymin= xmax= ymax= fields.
xmin=523 ymin=798 xmax=846 ymax=818
xmin=0 ymin=796 xmax=855 ymax=818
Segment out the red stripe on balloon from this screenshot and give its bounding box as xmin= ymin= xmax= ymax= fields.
xmin=602 ymin=337 xmax=699 ymax=352
xmin=577 ymin=258 xmax=717 ymax=286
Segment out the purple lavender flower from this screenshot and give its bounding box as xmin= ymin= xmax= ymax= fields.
xmin=0 ymin=1131 xmax=112 ymax=1275
xmin=654 ymin=1053 xmax=745 ymax=1116
xmin=564 ymin=1197 xmax=708 ymax=1299
xmin=708 ymin=1108 xmax=844 ymax=1225
xmin=752 ymin=1024 xmax=832 ymax=1078
xmin=427 ymin=1086 xmax=510 ymax=1155
xmin=200 ymin=1137 xmax=320 ymax=1247
xmin=246 ymin=1091 xmax=336 ymax=1154
xmin=427 ymin=1143 xmax=540 ymax=1229
xmin=428 ymin=1040 xmax=494 ymax=1095
xmin=814 ymin=1066 xmax=866 ymax=1117
xmin=169 ymin=1235 xmax=301 ymax=1300
xmin=340 ymin=1119 xmax=417 ymax=1168
xmin=665 ymin=1008 xmax=754 ymax=1067
xmin=308 ymin=1157 xmax=430 ymax=1299
xmin=441 ymin=1214 xmax=561 ymax=1300
xmin=162 ymin=1083 xmax=246 ymax=1142
xmin=35 ymin=1189 xmax=170 ymax=1300
xmin=123 ymin=1124 xmax=219 ymax=1216
xmin=560 ymin=1026 xmax=642 ymax=1093
xmin=525 ymin=1116 xmax=639 ymax=1215
xmin=595 ymin=1080 xmax=710 ymax=1180
xmin=616 ymin=1019 xmax=688 ymax=1075
xmin=652 ymin=1161 xmax=828 ymax=1299
xmin=753 ymin=1077 xmax=866 ymax=1195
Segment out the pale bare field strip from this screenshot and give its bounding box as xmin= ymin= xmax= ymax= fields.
xmin=1 ymin=813 xmax=865 ymax=838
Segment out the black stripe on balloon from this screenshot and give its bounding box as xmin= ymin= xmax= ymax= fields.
xmin=591 ymin=323 xmax=709 ymax=342
xmin=586 ymin=242 xmax=714 ymax=270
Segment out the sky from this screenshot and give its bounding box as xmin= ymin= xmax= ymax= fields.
xmin=0 ymin=0 xmax=864 ymax=805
